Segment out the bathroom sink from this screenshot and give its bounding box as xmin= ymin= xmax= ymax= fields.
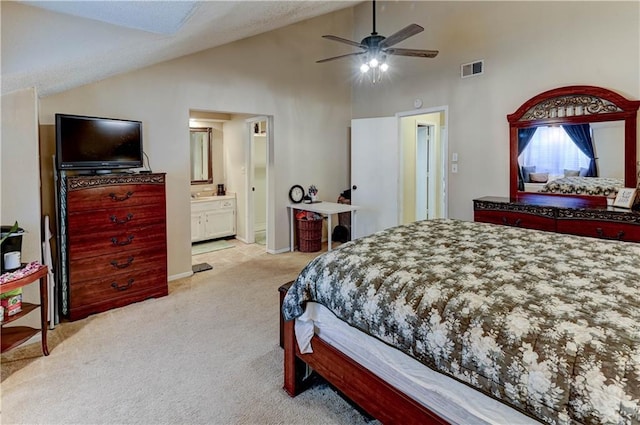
xmin=191 ymin=193 xmax=231 ymax=202
xmin=192 ymin=196 xmax=217 ymax=202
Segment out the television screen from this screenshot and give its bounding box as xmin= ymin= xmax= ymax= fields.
xmin=56 ymin=114 xmax=143 ymax=170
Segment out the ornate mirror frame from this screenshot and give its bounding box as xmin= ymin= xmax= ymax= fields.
xmin=508 ymin=85 xmax=640 ymax=200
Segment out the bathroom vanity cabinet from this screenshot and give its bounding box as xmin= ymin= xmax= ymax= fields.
xmin=191 ymin=195 xmax=236 ymax=242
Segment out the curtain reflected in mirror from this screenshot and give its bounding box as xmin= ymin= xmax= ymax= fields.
xmin=190 ymin=127 xmax=213 ymax=184
xmin=517 ymin=121 xmax=624 ymax=191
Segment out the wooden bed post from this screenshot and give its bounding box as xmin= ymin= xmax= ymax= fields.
xmin=283 ymin=318 xmax=305 ymax=396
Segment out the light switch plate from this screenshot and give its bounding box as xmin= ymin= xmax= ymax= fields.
xmin=452 ymin=164 xmax=458 ymax=173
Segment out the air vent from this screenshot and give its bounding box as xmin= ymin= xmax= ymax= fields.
xmin=461 ymin=60 xmax=484 ymax=78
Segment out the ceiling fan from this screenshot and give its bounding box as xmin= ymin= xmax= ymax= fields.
xmin=317 ymin=0 xmax=438 ymax=80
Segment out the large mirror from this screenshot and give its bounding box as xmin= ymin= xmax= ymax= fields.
xmin=508 ymin=86 xmax=640 ymax=201
xmin=190 ymin=127 xmax=213 ymax=184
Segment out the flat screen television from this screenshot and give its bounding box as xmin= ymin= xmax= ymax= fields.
xmin=56 ymin=113 xmax=143 ymax=170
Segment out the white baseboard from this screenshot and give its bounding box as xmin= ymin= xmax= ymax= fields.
xmin=269 ymin=246 xmax=291 ymax=254
xmin=169 ymin=271 xmax=193 ymax=281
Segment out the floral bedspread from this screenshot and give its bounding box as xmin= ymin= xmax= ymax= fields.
xmin=540 ymin=176 xmax=623 ymax=196
xmin=282 ymin=219 xmax=640 ymax=425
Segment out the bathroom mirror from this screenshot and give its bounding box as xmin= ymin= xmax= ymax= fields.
xmin=190 ymin=127 xmax=213 ymax=184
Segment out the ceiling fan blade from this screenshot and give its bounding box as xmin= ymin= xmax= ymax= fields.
xmin=322 ymin=35 xmax=366 ymax=49
xmin=378 ymin=24 xmax=424 ymax=49
xmin=316 ymin=51 xmax=366 ymax=63
xmin=384 ymin=48 xmax=439 ymax=58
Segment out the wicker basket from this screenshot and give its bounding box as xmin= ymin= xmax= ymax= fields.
xmin=297 ymin=218 xmax=322 ymax=252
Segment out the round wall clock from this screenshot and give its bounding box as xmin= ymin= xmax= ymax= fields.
xmin=288 ymin=185 xmax=305 ymax=203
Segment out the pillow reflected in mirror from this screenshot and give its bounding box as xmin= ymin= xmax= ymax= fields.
xmin=522 ymin=165 xmax=536 ymax=182
xmin=530 ymin=172 xmax=549 ymax=183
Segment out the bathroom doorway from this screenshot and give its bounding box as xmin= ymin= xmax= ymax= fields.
xmin=246 ymin=117 xmax=270 ymax=247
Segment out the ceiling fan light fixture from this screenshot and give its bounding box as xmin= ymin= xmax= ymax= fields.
xmin=317 ymin=1 xmax=438 ymax=84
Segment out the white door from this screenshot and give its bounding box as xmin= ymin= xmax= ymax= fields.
xmin=245 ymin=116 xmax=269 ymax=246
xmin=415 ymin=125 xmax=430 ymax=221
xmin=351 ymin=117 xmax=399 ymax=239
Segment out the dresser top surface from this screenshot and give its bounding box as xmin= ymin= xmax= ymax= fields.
xmin=474 ymin=196 xmax=640 ymax=216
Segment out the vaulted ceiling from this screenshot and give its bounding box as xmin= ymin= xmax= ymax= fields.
xmin=1 ymin=1 xmax=359 ymax=97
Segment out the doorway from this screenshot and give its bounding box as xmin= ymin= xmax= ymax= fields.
xmin=246 ymin=117 xmax=270 ymax=247
xmin=399 ymin=109 xmax=447 ymax=225
xmin=350 ymin=107 xmax=448 ymax=239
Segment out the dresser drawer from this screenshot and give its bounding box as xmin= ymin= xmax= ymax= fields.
xmin=474 ymin=210 xmax=556 ymax=232
xmin=68 ymin=224 xmax=166 ymax=260
xmin=556 ymin=219 xmax=640 ymax=242
xmin=69 ymin=247 xmax=166 ymax=282
xmin=69 ymin=268 xmax=166 ymax=305
xmin=67 ymin=204 xmax=165 ymax=233
xmin=67 ymin=183 xmax=166 ymax=212
xmin=68 ymin=271 xmax=167 ymax=321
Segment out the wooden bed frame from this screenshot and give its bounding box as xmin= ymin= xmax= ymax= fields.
xmin=280 ymin=282 xmax=449 ymax=425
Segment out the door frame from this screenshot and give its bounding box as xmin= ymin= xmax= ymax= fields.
xmin=245 ymin=116 xmax=272 ymax=249
xmin=397 ymin=106 xmax=449 ymax=222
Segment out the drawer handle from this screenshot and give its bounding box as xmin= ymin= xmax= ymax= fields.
xmin=501 ymin=217 xmax=522 ymax=227
xmin=111 ymin=278 xmax=134 ymax=291
xmin=109 ymin=191 xmax=134 ymax=202
xmin=596 ymin=228 xmax=624 ymax=241
xmin=111 ymin=235 xmax=134 ymax=246
xmin=110 ymin=213 xmax=134 ymax=224
xmin=110 ymin=256 xmax=134 ymax=269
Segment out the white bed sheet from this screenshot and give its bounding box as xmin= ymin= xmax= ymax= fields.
xmin=295 ymin=302 xmax=537 ymax=425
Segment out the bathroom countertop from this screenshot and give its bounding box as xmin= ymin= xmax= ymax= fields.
xmin=190 ymin=193 xmax=235 ymax=203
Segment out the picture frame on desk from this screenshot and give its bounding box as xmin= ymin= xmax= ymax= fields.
xmin=613 ymin=188 xmax=637 ymax=209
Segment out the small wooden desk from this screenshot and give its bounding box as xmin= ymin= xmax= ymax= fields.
xmin=288 ymin=201 xmax=360 ymax=252
xmin=1 ymin=265 xmax=49 ymax=356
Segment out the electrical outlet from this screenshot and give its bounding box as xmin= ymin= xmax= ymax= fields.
xmin=452 ymin=164 xmax=458 ymax=173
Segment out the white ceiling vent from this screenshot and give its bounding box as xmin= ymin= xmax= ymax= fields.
xmin=461 ymin=60 xmax=484 ymax=78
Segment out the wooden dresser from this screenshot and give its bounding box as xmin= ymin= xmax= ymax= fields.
xmin=474 ymin=196 xmax=640 ymax=242
xmin=63 ymin=173 xmax=168 ymax=320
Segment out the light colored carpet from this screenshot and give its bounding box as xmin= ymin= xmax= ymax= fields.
xmin=1 ymin=243 xmax=374 ymax=424
xmin=191 ymin=239 xmax=235 ymax=255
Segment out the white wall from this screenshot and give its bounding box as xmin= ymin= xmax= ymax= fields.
xmin=1 ymin=88 xmax=42 ymax=263
xmin=351 ymin=1 xmax=640 ymax=220
xmin=39 ymin=9 xmax=354 ymax=278
xmin=1 ymin=88 xmax=42 ymax=327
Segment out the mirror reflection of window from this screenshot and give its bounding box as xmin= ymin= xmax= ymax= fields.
xmin=190 ymin=127 xmax=212 ymax=183
xmin=519 ymin=126 xmax=590 ymax=177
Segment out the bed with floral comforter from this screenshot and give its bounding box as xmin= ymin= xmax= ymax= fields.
xmin=282 ymin=219 xmax=640 ymax=424
xmin=540 ymin=176 xmax=623 ymax=197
